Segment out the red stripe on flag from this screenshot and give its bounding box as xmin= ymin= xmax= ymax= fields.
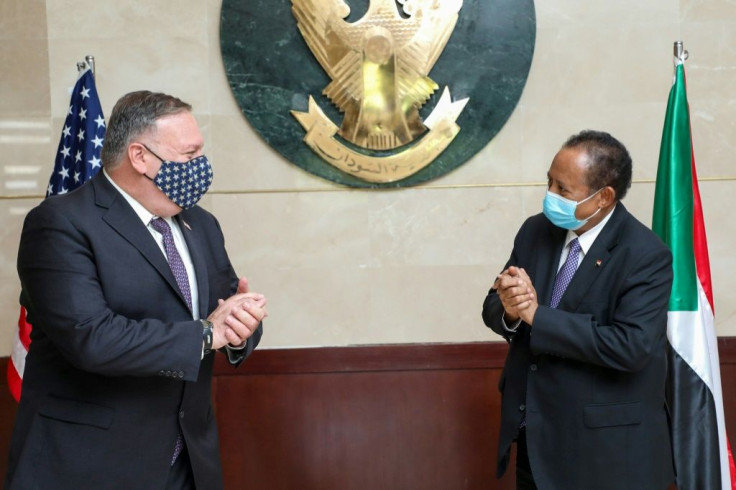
xmin=7 ymin=307 xmax=31 ymax=403
xmin=728 ymin=439 xmax=736 ymax=490
xmin=690 ymin=148 xmax=714 ymax=311
xmin=18 ymin=307 xmax=32 ymax=349
xmin=684 ymin=69 xmax=714 ymax=311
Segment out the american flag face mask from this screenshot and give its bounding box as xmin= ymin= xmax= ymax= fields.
xmin=143 ymin=145 xmax=214 ymax=209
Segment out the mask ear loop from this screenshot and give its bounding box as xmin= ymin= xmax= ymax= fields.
xmin=577 ymin=188 xmax=604 ymax=221
xmin=140 ymin=143 xmax=165 ymax=163
xmin=139 ymin=143 xmax=165 ymax=182
xmin=581 ymin=206 xmax=602 ymax=222
xmin=578 ymin=187 xmax=604 ymax=204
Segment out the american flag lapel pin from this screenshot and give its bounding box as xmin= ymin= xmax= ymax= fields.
xmin=595 ymin=259 xmax=602 ymax=267
xmin=182 ymin=220 xmax=192 ymax=231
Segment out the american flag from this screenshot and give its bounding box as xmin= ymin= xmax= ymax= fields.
xmin=7 ymin=66 xmax=105 ymax=402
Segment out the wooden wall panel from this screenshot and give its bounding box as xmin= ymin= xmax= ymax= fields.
xmin=0 ymin=360 xmax=17 ymax=485
xmin=2 ymin=340 xmax=736 ymax=488
xmin=214 ymin=342 xmax=514 ymax=489
xmin=717 ymin=338 xmax=736 ymax=443
xmin=216 ymin=368 xmax=511 ymax=489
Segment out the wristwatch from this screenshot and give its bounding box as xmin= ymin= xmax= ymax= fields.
xmin=201 ymin=319 xmax=214 ymax=355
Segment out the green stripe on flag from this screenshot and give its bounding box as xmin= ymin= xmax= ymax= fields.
xmin=652 ymin=63 xmax=698 ymax=311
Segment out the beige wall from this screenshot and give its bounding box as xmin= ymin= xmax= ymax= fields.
xmin=1 ymin=0 xmax=735 ymax=354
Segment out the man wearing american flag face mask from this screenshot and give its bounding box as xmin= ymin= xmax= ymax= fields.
xmin=6 ymin=91 xmax=266 ymax=490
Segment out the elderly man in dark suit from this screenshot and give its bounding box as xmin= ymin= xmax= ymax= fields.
xmin=6 ymin=91 xmax=265 ymax=490
xmin=483 ymin=130 xmax=674 ymax=489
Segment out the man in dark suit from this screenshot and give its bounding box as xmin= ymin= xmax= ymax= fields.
xmin=482 ymin=130 xmax=674 ymax=489
xmin=6 ymin=91 xmax=265 ymax=490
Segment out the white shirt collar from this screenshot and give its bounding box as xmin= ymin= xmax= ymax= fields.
xmin=104 ymin=168 xmax=165 ymax=226
xmin=103 ymin=169 xmax=198 ymax=319
xmin=563 ymin=204 xmax=617 ymax=256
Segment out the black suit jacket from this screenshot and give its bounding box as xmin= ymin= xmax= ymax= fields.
xmin=482 ymin=204 xmax=674 ymax=490
xmin=6 ymin=173 xmax=262 ymax=490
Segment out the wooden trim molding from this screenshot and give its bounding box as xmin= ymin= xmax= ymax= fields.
xmin=213 ymin=341 xmax=509 ymax=376
xmin=5 ymin=337 xmax=735 ymax=380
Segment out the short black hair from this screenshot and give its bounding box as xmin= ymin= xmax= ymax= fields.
xmin=562 ymin=130 xmax=633 ymax=201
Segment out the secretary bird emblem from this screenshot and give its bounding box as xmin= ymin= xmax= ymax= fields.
xmin=291 ymin=0 xmax=468 ymax=183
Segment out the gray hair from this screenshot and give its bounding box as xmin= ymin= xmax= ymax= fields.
xmin=101 ymin=91 xmax=192 ymax=168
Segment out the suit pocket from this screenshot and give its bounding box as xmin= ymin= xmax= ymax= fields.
xmin=23 ymin=396 xmax=117 ymax=487
xmin=583 ymin=401 xmax=641 ymax=428
xmin=39 ymin=395 xmax=114 ymax=429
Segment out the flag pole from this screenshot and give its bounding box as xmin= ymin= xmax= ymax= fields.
xmin=674 ymin=41 xmax=688 ymax=64
xmin=84 ymin=55 xmax=96 ymax=76
xmin=77 ymin=55 xmax=96 ymax=76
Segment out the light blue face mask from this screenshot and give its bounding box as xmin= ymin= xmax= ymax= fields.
xmin=543 ymin=189 xmax=602 ymax=230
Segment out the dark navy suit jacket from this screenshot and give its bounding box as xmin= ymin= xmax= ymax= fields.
xmin=6 ymin=172 xmax=262 ymax=490
xmin=483 ymin=204 xmax=674 ymax=490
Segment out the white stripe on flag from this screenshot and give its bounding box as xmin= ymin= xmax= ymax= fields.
xmin=10 ymin=329 xmax=26 ymax=379
xmin=667 ymin=280 xmax=729 ymax=489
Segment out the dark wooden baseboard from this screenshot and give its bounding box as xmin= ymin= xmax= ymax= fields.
xmin=3 ymin=339 xmax=736 ymax=489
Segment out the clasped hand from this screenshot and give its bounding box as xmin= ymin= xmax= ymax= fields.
xmin=493 ymin=266 xmax=538 ymax=326
xmin=207 ymin=277 xmax=267 ymax=350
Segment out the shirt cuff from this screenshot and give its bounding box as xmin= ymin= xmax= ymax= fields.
xmin=224 ymin=341 xmax=247 ymax=363
xmin=501 ymin=313 xmax=522 ymax=333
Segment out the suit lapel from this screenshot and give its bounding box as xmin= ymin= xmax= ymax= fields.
xmin=538 ymin=224 xmax=567 ymax=306
xmin=177 ymin=212 xmax=210 ymax=318
xmin=556 ymin=205 xmax=627 ymax=311
xmin=93 ymin=173 xmax=190 ymax=310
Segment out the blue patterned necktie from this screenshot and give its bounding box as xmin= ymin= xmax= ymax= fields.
xmin=549 ymin=238 xmax=581 ymax=309
xmin=150 ymin=218 xmax=192 ymax=312
xmin=150 ymin=217 xmax=189 ymax=466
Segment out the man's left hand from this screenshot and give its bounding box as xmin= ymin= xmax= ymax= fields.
xmin=217 ymin=277 xmax=268 ymax=348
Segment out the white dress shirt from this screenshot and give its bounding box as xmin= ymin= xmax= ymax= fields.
xmin=502 ymin=205 xmax=617 ymax=332
xmin=104 ymin=170 xmax=247 ymax=359
xmin=554 ymin=205 xmax=616 ymax=273
xmin=104 ymin=169 xmax=199 ymax=319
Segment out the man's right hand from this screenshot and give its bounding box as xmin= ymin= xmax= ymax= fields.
xmin=207 ymin=289 xmax=268 ymax=350
xmin=494 ymin=266 xmax=536 ymax=324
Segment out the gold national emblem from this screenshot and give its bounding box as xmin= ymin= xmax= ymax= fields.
xmin=290 ymin=0 xmax=468 ymax=183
